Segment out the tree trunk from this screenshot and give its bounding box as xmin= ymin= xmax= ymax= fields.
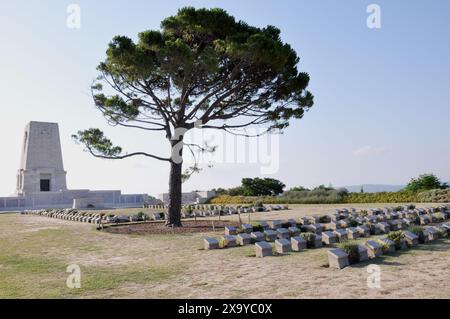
xmin=167 ymin=160 xmax=183 ymax=227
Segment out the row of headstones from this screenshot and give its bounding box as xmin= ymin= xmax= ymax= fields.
xmin=150 ymin=205 xmax=289 ymax=221
xmin=21 ymin=209 xmax=107 ymax=224
xmin=21 ymin=206 xmax=288 ymax=225
xmin=258 ymin=207 xmax=450 ymax=240
xmin=329 ymin=205 xmax=450 ymax=230
xmin=290 ymin=205 xmax=450 ymax=241
xmin=332 ymin=205 xmax=449 ymax=220
xmin=205 ymin=221 xmax=450 ymax=259
xmin=21 ymin=209 xmax=151 ymax=224
xmin=149 ymin=205 xmax=289 ymax=219
xmin=203 ymin=211 xmax=450 ymax=257
xmin=203 ymin=219 xmax=379 ymax=253
xmin=328 ymin=222 xmax=450 ymax=269
xmin=21 ymin=205 xmax=289 ymax=225
xmin=146 ymin=204 xmax=288 ymax=211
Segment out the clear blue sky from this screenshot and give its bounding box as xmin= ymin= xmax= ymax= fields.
xmin=0 ymin=0 xmax=449 ymax=196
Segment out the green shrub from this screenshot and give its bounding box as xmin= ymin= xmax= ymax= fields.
xmin=408 ymin=226 xmax=432 ymax=243
xmin=408 ymin=226 xmax=424 ymax=235
xmin=405 ymin=174 xmax=448 ymax=192
xmin=213 ymin=195 xmax=260 ymax=204
xmin=437 ymin=229 xmax=446 ymax=239
xmin=387 ymin=231 xmax=406 ymax=249
xmin=281 ymin=222 xmax=291 ymax=228
xmin=252 ymin=224 xmax=263 ymax=232
xmin=343 ymin=191 xmax=419 ymax=204
xmin=300 ymin=232 xmax=316 ymax=248
xmin=337 ymin=241 xmax=360 ymax=264
xmin=210 ymin=188 xmax=348 ymax=205
xmin=253 ymin=200 xmax=264 ymax=208
xmin=319 ymin=215 xmax=331 ymax=223
xmin=349 ymin=220 xmax=359 ymax=227
xmin=376 ymin=239 xmax=391 ymax=253
xmin=210 ymin=188 xmax=448 ymax=205
xmin=432 ymin=213 xmax=445 ymax=221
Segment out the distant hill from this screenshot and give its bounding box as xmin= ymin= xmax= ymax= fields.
xmin=341 ymin=184 xmax=405 ymax=193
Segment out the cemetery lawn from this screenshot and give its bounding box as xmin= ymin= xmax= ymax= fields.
xmin=0 ymin=203 xmax=449 ymax=299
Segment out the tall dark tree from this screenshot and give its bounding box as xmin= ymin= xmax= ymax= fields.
xmin=241 ymin=178 xmax=286 ymax=196
xmin=73 ymin=7 xmax=313 ymax=227
xmin=405 ymin=174 xmax=448 ymax=192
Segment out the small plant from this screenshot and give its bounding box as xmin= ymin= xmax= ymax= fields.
xmin=218 ymin=237 xmax=226 ymax=248
xmin=432 ymin=213 xmax=445 ymax=222
xmin=360 ymin=210 xmax=368 ymax=216
xmin=253 ymin=200 xmax=264 ymax=208
xmin=443 ymin=227 xmax=450 ymax=237
xmin=252 ymin=224 xmax=263 ymax=232
xmin=376 ymin=239 xmax=391 ymax=253
xmin=363 ymin=222 xmax=372 ymax=229
xmin=408 ymin=226 xmax=424 ymax=235
xmin=387 ymin=231 xmax=406 ymax=249
xmin=219 ymin=237 xmax=231 ymax=248
xmin=319 ymin=215 xmax=330 ymax=223
xmin=281 ymin=222 xmax=291 ymax=228
xmin=336 ymin=235 xmax=347 ymax=243
xmin=437 ymin=229 xmax=447 ymax=239
xmin=349 ymin=220 xmax=359 ymax=227
xmin=137 ymin=211 xmax=144 ymax=218
xmin=300 ymin=232 xmax=316 ymax=248
xmin=408 ymin=226 xmax=432 ymax=244
xmin=301 ymin=225 xmax=312 ymax=233
xmin=337 ymin=241 xmax=360 ymax=264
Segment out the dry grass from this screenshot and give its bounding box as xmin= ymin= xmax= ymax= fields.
xmin=0 ymin=203 xmax=449 ymax=299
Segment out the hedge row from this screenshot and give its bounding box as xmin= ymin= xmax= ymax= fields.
xmin=209 ymin=195 xmax=313 ymax=205
xmin=210 ymin=190 xmax=450 ymax=205
xmin=209 ymin=194 xmax=347 ymax=205
xmin=417 ymin=189 xmax=450 ymax=203
xmin=342 ymin=191 xmax=419 ymax=203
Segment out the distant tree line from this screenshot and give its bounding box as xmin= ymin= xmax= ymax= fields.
xmin=209 ymin=173 xmax=449 ymax=204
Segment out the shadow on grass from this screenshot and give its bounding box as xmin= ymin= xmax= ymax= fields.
xmin=350 ymin=238 xmax=450 ymax=268
xmin=413 ymin=239 xmax=450 ymax=252
xmin=351 ymin=256 xmax=405 ymax=268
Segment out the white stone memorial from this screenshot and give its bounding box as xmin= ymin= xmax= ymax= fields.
xmin=0 ymin=121 xmax=149 ymax=211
